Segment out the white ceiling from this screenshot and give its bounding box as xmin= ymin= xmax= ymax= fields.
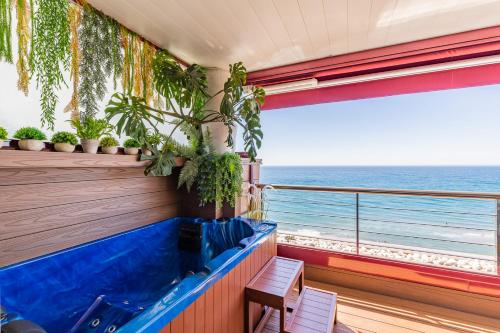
xmin=88 ymin=0 xmax=500 ymax=71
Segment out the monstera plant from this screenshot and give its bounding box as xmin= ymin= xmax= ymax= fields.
xmin=105 ymin=51 xmax=265 ymax=177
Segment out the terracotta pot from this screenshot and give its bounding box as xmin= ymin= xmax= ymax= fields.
xmin=81 ymin=139 xmax=99 ymax=154
xmin=54 ymin=143 xmax=75 ymax=153
xmin=102 ymin=146 xmax=118 ymax=155
xmin=124 ymin=147 xmax=139 ymax=155
xmin=18 ymin=139 xmax=44 ymax=151
xmin=142 ymin=147 xmax=152 ymax=156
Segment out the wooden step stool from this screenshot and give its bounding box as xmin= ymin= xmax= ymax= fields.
xmin=245 ymin=256 xmax=304 ymax=333
xmin=285 ymin=286 xmax=337 ymax=333
xmin=245 ymin=256 xmax=338 ymax=333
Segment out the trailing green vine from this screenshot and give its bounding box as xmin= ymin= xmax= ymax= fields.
xmin=194 ymin=151 xmax=243 ymax=208
xmin=0 ymin=0 xmax=13 ymax=63
xmin=31 ymin=0 xmax=70 ymax=129
xmin=216 ymin=152 xmax=243 ymax=207
xmin=78 ymin=4 xmax=122 ymax=123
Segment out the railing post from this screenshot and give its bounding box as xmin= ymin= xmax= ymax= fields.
xmin=497 ymin=200 xmax=500 ymax=275
xmin=356 ymin=193 xmax=360 ymax=255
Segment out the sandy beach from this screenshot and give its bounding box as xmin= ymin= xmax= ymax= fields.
xmin=277 ymin=232 xmax=496 ymax=274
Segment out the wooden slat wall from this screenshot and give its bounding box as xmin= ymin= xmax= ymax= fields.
xmin=0 ymin=167 xmax=182 ymax=267
xmin=160 ymin=231 xmax=277 ymax=333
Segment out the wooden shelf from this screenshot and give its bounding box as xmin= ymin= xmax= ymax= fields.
xmin=0 ymin=149 xmax=185 ymax=169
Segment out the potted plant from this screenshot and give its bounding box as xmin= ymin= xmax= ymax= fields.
xmin=123 ymin=138 xmax=140 ymax=155
xmin=51 ymin=131 xmax=78 ymax=153
xmin=0 ymin=126 xmax=7 ymax=147
xmin=71 ymin=118 xmax=112 ymax=154
xmin=106 ymin=52 xmax=264 ymax=178
xmin=100 ymin=136 xmax=119 ymax=155
xmin=143 ymin=132 xmax=162 ymax=156
xmin=13 ymin=127 xmax=47 ymax=151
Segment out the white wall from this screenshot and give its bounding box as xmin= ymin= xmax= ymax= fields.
xmin=0 ymin=60 xmax=187 ymax=144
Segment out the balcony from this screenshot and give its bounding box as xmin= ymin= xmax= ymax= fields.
xmin=2 ymin=1 xmax=500 ymax=332
xmin=248 ymin=183 xmax=500 ymax=332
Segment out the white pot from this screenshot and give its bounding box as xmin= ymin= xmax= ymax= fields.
xmin=81 ymin=139 xmax=99 ymax=154
xmin=124 ymin=147 xmax=139 ymax=155
xmin=202 ymin=122 xmax=237 ymax=154
xmin=142 ymin=147 xmax=152 ymax=156
xmin=102 ymin=146 xmax=118 ymax=155
xmin=18 ymin=139 xmax=44 ymax=151
xmin=54 ymin=143 xmax=75 ymax=153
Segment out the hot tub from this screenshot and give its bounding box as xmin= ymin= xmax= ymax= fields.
xmin=0 ymin=217 xmax=276 ymax=333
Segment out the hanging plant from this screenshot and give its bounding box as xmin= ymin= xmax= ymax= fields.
xmin=110 ymin=19 xmax=122 ymax=89
xmin=63 ymin=3 xmax=81 ymax=120
xmin=15 ymin=0 xmax=31 ymax=95
xmin=142 ymin=41 xmax=155 ymax=105
xmin=0 ymin=0 xmax=12 ymax=63
xmin=120 ymin=26 xmax=131 ymax=93
xmin=0 ymin=0 xmax=13 ymax=63
xmin=78 ymin=4 xmax=122 ymax=122
xmin=31 ymin=0 xmax=70 ymax=129
xmin=132 ymin=33 xmax=142 ymax=97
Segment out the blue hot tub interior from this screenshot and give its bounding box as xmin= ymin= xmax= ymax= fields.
xmin=0 ymin=217 xmax=275 ymax=333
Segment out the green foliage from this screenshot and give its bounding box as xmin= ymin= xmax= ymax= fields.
xmin=177 ymin=126 xmax=214 ymax=192
xmin=219 ymin=62 xmax=265 ymax=161
xmin=105 ymin=52 xmax=260 ymax=210
xmin=0 ymin=126 xmax=8 ymax=140
xmin=79 ymin=4 xmax=122 ymax=122
xmin=141 ymin=146 xmax=176 ymax=176
xmin=153 ymin=51 xmax=208 ymax=117
xmin=51 ymin=131 xmax=77 ymax=145
xmin=145 ymin=132 xmax=162 ymax=147
xmin=0 ymin=0 xmax=13 ymax=63
xmin=31 ymin=0 xmax=70 ymax=129
xmin=71 ymin=117 xmax=111 ymax=140
xmin=197 ymin=153 xmax=217 ymax=206
xmin=178 ymin=157 xmax=199 ymax=192
xmin=194 ymin=152 xmax=243 ymax=208
xmin=14 ymin=126 xmax=47 ymax=140
xmin=123 ymin=138 xmax=140 ymax=148
xmin=216 ymin=152 xmax=243 ymax=207
xmin=106 ymin=92 xmax=169 ymax=141
xmin=100 ymin=136 xmax=118 ymax=148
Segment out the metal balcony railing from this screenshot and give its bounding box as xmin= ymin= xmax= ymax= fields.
xmin=253 ymin=184 xmax=500 ymax=275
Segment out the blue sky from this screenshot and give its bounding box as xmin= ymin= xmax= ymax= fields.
xmin=247 ymin=84 xmax=500 ymax=166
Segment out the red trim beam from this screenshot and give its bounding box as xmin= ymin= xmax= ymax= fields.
xmin=278 ymin=244 xmax=500 ymax=298
xmin=247 ymin=25 xmax=500 ymax=110
xmin=261 ymin=62 xmax=500 ymax=110
xmin=248 ymin=26 xmax=500 ymax=86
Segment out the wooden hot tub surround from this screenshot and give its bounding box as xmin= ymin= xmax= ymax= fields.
xmin=0 ymin=149 xmax=261 ymax=268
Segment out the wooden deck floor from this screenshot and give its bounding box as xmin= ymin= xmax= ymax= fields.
xmin=303 ymin=280 xmax=500 ymax=333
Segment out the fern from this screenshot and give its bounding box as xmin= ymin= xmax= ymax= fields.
xmin=178 ymin=157 xmax=200 ymax=192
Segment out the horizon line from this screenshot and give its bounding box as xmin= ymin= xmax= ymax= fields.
xmin=261 ymin=164 xmax=500 ymax=167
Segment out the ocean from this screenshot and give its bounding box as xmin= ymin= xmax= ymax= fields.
xmin=260 ymin=166 xmax=500 ymax=257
